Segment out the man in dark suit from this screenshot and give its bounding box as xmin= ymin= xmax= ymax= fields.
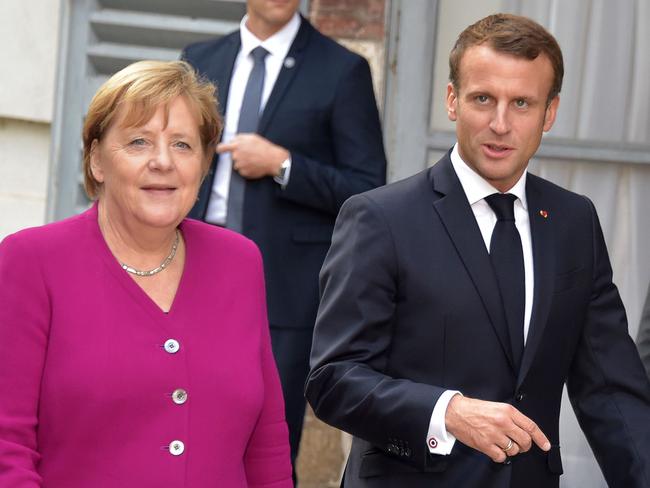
xmin=306 ymin=13 xmax=650 ymax=488
xmin=182 ymin=0 xmax=386 ymax=474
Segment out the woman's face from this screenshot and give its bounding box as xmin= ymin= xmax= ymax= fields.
xmin=90 ymin=96 xmax=206 ymax=231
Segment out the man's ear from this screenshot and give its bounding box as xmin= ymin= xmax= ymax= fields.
xmin=89 ymin=139 xmax=105 ymax=183
xmin=543 ymin=95 xmax=560 ymax=132
xmin=446 ymin=83 xmax=458 ymax=122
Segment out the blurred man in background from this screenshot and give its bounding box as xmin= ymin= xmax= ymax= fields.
xmin=182 ymin=0 xmax=387 ymax=479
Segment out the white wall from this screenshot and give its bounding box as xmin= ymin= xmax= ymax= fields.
xmin=0 ymin=120 xmax=52 ymax=238
xmin=0 ymin=0 xmax=61 ymax=240
xmin=0 ymin=1 xmax=61 ymax=122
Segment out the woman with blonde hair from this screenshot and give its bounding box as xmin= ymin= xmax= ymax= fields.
xmin=0 ymin=60 xmax=292 ymax=487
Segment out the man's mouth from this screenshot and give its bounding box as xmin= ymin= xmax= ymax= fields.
xmin=482 ymin=143 xmax=514 ymax=157
xmin=485 ymin=143 xmax=512 ymax=151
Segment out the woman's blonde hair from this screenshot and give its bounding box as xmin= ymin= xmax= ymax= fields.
xmin=82 ymin=60 xmax=222 ymax=199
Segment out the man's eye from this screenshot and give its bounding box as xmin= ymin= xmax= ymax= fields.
xmin=476 ymin=95 xmax=489 ymax=104
xmin=515 ymin=99 xmax=528 ymax=108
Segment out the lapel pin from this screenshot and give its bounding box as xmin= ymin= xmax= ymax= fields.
xmin=539 ymin=210 xmax=548 ymax=219
xmin=283 ymin=56 xmax=296 ymax=69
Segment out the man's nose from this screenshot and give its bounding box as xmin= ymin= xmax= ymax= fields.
xmin=489 ymin=104 xmax=511 ymax=135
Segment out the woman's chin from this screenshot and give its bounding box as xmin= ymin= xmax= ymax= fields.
xmin=133 ymin=208 xmax=185 ymax=230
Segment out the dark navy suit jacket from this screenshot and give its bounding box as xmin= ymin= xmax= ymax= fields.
xmin=182 ymin=17 xmax=386 ymax=330
xmin=306 ymin=153 xmax=650 ymax=487
xmin=636 ymin=283 xmax=650 ymax=377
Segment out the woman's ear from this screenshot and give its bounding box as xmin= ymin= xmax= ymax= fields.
xmin=89 ymin=139 xmax=105 ymax=183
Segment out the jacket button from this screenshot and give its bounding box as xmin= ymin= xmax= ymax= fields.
xmin=172 ymin=388 xmax=188 ymax=405
xmin=515 ymin=392 xmax=526 ymax=402
xmin=169 ymin=440 xmax=185 ymax=456
xmin=164 ymin=339 xmax=180 ymax=354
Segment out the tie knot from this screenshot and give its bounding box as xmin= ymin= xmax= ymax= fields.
xmin=250 ymin=46 xmax=269 ymax=64
xmin=485 ymin=193 xmax=517 ymax=221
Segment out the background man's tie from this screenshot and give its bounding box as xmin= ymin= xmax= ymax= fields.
xmin=485 ymin=193 xmax=525 ymax=370
xmin=226 ymin=46 xmax=269 ymax=232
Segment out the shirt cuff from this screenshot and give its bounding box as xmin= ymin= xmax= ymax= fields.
xmin=273 ymin=157 xmax=292 ymax=188
xmin=426 ymin=390 xmax=461 ymax=455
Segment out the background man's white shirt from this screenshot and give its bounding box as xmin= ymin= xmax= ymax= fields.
xmin=205 ymin=13 xmax=300 ymax=225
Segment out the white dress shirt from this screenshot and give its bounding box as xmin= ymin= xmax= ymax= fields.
xmin=204 ymin=13 xmax=300 ymax=225
xmin=426 ymin=143 xmax=535 ymax=455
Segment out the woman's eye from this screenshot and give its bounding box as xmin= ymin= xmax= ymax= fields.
xmin=129 ymin=138 xmax=147 ymax=146
xmin=174 ymin=141 xmax=191 ymax=150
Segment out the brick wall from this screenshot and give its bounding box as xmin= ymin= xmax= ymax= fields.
xmin=310 ymin=0 xmax=387 ymax=109
xmin=310 ymin=0 xmax=385 ymax=40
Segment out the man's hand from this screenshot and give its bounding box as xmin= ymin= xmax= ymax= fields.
xmin=217 ymin=133 xmax=289 ymax=180
xmin=445 ymin=395 xmax=551 ymax=463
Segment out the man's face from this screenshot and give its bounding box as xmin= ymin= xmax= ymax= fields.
xmin=446 ymin=44 xmax=559 ymax=192
xmin=247 ymin=0 xmax=300 ymax=34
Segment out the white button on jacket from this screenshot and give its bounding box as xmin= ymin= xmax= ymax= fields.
xmin=169 ymin=440 xmax=185 ymax=456
xmin=163 ymin=339 xmax=180 ymax=354
xmin=172 ymin=389 xmax=187 ymax=405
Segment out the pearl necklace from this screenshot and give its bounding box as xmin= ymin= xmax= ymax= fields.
xmin=120 ymin=230 xmax=180 ymax=277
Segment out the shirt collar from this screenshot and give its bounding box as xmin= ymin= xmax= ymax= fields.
xmin=450 ymin=143 xmax=528 ymax=211
xmin=240 ymin=13 xmax=301 ymax=58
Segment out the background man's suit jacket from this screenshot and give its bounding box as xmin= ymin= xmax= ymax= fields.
xmin=306 ymin=153 xmax=650 ymax=488
xmin=182 ymin=17 xmax=386 ymax=330
xmin=636 ymin=283 xmax=650 ymax=377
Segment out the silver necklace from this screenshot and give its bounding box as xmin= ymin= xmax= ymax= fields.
xmin=120 ymin=230 xmax=180 ymax=277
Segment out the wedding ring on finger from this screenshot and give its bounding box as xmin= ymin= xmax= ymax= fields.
xmin=502 ymin=439 xmax=514 ymax=453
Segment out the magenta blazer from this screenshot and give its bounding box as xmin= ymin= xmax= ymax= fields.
xmin=0 ymin=204 xmax=293 ymax=487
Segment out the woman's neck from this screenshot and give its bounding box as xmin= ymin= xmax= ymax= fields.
xmin=97 ymin=200 xmax=180 ymax=271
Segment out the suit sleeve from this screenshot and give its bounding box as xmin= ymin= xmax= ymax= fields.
xmin=635 ymin=283 xmax=650 ymax=378
xmin=244 ymin=250 xmax=293 ymax=488
xmin=305 ymin=194 xmax=445 ymax=469
xmin=0 ymin=235 xmax=50 ymax=487
xmin=277 ymin=56 xmax=387 ymax=214
xmin=566 ymin=197 xmax=650 ymax=488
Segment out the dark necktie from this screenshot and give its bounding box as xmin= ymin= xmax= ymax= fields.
xmin=226 ymin=46 xmax=269 ymax=232
xmin=485 ymin=193 xmax=525 ymax=370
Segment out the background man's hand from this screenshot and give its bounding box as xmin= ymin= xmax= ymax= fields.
xmin=217 ymin=133 xmax=289 ymax=180
xmin=445 ymin=395 xmax=551 ymax=463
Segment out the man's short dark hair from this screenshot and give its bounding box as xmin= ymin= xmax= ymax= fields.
xmin=449 ymin=13 xmax=564 ymax=104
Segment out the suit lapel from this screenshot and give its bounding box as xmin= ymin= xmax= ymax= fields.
xmin=257 ymin=16 xmax=312 ymax=134
xmin=430 ymin=156 xmax=516 ymax=371
xmin=210 ymin=33 xmax=241 ymax=119
xmin=517 ymin=174 xmax=556 ymax=385
xmin=193 ymin=33 xmax=241 ymax=220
